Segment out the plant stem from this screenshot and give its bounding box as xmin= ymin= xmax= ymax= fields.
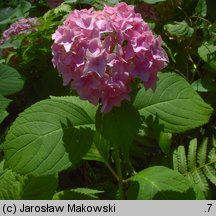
xmin=114 ymin=148 xmax=125 ymax=199
xmin=106 ymin=162 xmax=119 ymax=182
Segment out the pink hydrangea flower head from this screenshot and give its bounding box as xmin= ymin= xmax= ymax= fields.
xmin=51 ymin=2 xmax=168 ymax=112
xmin=0 ymin=17 xmax=41 ymax=45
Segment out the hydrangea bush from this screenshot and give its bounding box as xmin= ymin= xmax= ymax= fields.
xmin=0 ymin=0 xmax=215 ymax=200
xmin=51 ymin=3 xmax=168 ymax=112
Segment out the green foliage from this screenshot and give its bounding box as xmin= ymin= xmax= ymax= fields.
xmin=62 ymin=121 xmax=95 ymax=165
xmin=84 ymin=132 xmax=110 ymax=163
xmin=0 ymin=161 xmax=57 ymax=199
xmin=96 ymin=101 xmax=141 ymax=156
xmin=198 ymin=42 xmax=216 ymax=72
xmin=127 ymin=166 xmax=190 ymax=199
xmin=20 ymin=174 xmax=58 ymax=200
xmin=164 ymin=21 xmax=194 ymax=38
xmin=0 ymin=162 xmax=22 ymax=199
xmin=53 ymin=188 xmax=103 ymax=200
xmin=0 ymin=0 xmax=32 ymax=29
xmin=0 ymin=64 xmax=24 ymax=96
xmin=0 ymin=64 xmax=24 ymax=123
xmin=0 ymin=0 xmax=216 ymax=200
xmin=0 ymin=95 xmax=11 ymax=124
xmin=78 ymin=0 xmax=119 ymax=9
xmin=3 ymin=96 xmax=96 ymax=176
xmin=173 ymin=138 xmax=216 ymax=199
xmin=195 ymin=0 xmax=207 ymax=17
xmin=158 ymin=132 xmax=172 ymax=155
xmin=133 ymin=72 xmax=213 ymax=133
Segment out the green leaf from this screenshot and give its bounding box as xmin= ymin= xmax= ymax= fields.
xmin=0 ymin=162 xmax=22 ymax=200
xmin=198 ymin=42 xmax=216 ymax=72
xmin=0 ymin=1 xmax=31 ymax=26
xmin=188 ymin=139 xmax=197 ymax=171
xmin=128 ymin=166 xmax=190 ymax=199
xmin=0 ymin=95 xmax=11 ymax=124
xmin=203 ymin=165 xmax=216 ymax=186
xmin=177 ymin=146 xmax=188 ymax=173
xmin=197 ymin=138 xmax=208 ymax=166
xmin=140 ymin=0 xmax=167 ymax=4
xmin=191 ymin=169 xmax=208 ymax=192
xmin=53 ymin=188 xmax=103 ymax=200
xmin=0 ymin=7 xmax=15 ymax=22
xmin=96 ymin=101 xmax=140 ymax=156
xmin=158 ymin=132 xmax=172 ymax=155
xmin=0 ymin=161 xmax=57 ymax=200
xmin=20 ymin=175 xmax=58 ymax=200
xmin=62 ymin=121 xmax=95 ymax=165
xmin=0 ymin=64 xmax=24 ymax=96
xmin=133 ymin=73 xmax=213 ymax=133
xmin=84 ymin=132 xmax=110 ymax=163
xmin=191 ymin=79 xmax=208 ymax=92
xmin=195 ymin=0 xmax=207 ymax=17
xmin=3 ymin=96 xmax=96 ymax=176
xmin=0 ymin=110 xmax=8 ymax=124
xmin=50 ymin=96 xmax=97 ymax=122
xmin=164 ymin=21 xmax=194 ymax=38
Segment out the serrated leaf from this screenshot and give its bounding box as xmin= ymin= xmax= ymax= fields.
xmin=128 ymin=166 xmax=190 ymax=200
xmin=197 ymin=138 xmax=208 ymax=166
xmin=62 ymin=121 xmax=95 ymax=165
xmin=0 ymin=162 xmax=22 ymax=200
xmin=53 ymin=188 xmax=103 ymax=200
xmin=96 ymin=101 xmax=140 ymax=156
xmin=21 ymin=175 xmax=58 ymax=200
xmin=3 ymin=96 xmax=96 ymax=176
xmin=0 ymin=64 xmax=24 ymax=96
xmin=208 ymin=148 xmax=216 ymax=165
xmin=191 ymin=169 xmax=208 ymax=192
xmin=188 ymin=172 xmax=206 ymax=199
xmin=173 ymin=149 xmax=179 ymax=171
xmin=198 ymin=42 xmax=216 ymax=72
xmin=203 ymin=165 xmax=216 ymax=186
xmin=164 ymin=21 xmax=194 ymax=38
xmin=84 ymin=132 xmax=110 ymax=163
xmin=177 ymin=146 xmax=188 ymax=173
xmin=188 ymin=139 xmax=197 ymax=171
xmin=133 ymin=73 xmax=213 ymax=133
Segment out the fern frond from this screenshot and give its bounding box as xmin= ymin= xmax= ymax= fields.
xmin=191 ymin=169 xmax=208 ymax=192
xmin=197 ymin=138 xmax=208 ymax=166
xmin=172 ymin=137 xmax=216 ymax=198
xmin=208 ymin=148 xmax=216 ymax=166
xmin=203 ymin=165 xmax=216 ymax=186
xmin=188 ymin=138 xmax=197 ymax=171
xmin=177 ymin=145 xmax=188 ymax=173
xmin=173 ymin=148 xmax=179 ymax=171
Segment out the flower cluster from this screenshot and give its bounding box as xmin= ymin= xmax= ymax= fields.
xmin=51 ymin=2 xmax=168 ymax=112
xmin=0 ymin=17 xmax=40 ymax=45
